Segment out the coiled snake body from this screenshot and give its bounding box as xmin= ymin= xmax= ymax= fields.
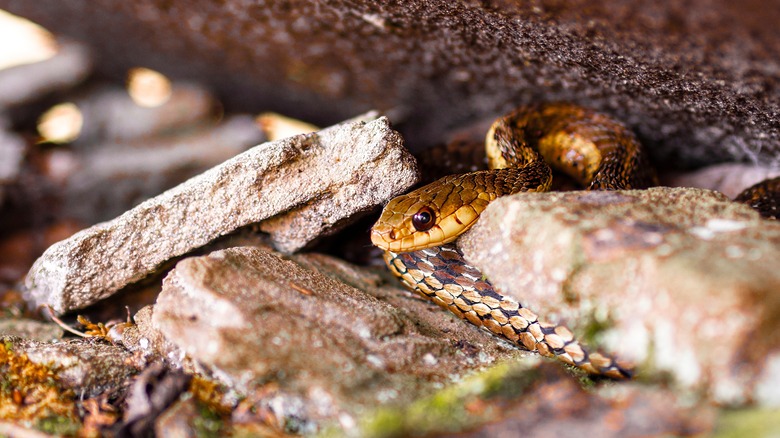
xmin=371 ymin=103 xmax=659 ymax=378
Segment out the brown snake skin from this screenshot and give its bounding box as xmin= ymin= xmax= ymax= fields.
xmin=384 ymin=244 xmax=632 ymax=378
xmin=371 ymin=102 xmax=655 ymax=378
xmin=734 ymin=176 xmax=780 ymax=220
xmin=372 ymin=102 xmax=775 ymax=378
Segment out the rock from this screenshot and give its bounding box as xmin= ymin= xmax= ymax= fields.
xmin=25 ymin=114 xmax=418 ymax=314
xmin=2 ymin=2 xmax=779 ymax=167
xmin=112 ymin=305 xmax=187 ymax=369
xmin=0 ymin=40 xmax=90 ymax=108
xmin=50 ymin=115 xmax=265 ymax=223
xmin=0 ymin=336 xmax=139 ymax=398
xmin=151 ymin=246 xmax=526 ymax=431
xmin=458 ymin=187 xmax=780 ymax=405
xmin=0 ymin=318 xmax=63 ymax=341
xmin=153 ymin=398 xmax=203 ymax=438
xmin=122 ymin=363 xmax=192 ymax=437
xmin=663 ymin=163 xmax=780 ymax=199
xmin=256 ymin=113 xmax=417 ymax=253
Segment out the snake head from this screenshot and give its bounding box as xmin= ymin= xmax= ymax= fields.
xmin=371 ymin=173 xmax=492 ymax=252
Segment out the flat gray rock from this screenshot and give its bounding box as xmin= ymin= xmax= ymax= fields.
xmin=458 ymin=187 xmax=780 ymax=405
xmin=25 ymin=114 xmax=418 ymax=314
xmin=151 ymin=246 xmax=524 ymax=431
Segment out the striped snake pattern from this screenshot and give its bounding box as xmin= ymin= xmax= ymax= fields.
xmin=372 ymin=102 xmax=777 ymax=377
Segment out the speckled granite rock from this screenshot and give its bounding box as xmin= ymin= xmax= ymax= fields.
xmin=24 ymin=114 xmax=418 ymax=314
xmin=111 ymin=305 xmax=187 ymax=369
xmin=1 ymin=1 xmax=778 ymax=167
xmin=151 ymin=246 xmax=526 ymax=432
xmin=458 ymin=187 xmax=780 ymax=405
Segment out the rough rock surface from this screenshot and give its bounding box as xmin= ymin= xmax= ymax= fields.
xmin=111 ymin=305 xmax=186 ymax=370
xmin=458 ymin=187 xmax=780 ymax=404
xmin=24 ymin=114 xmax=418 ymax=314
xmin=0 ymin=336 xmax=139 ymax=398
xmin=1 ymin=2 xmax=779 ymax=167
xmin=151 ymin=246 xmax=526 ymax=432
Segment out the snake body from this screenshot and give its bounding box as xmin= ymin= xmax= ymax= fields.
xmin=383 ymin=244 xmax=630 ymax=378
xmin=372 ymin=103 xmax=657 ymax=378
xmin=734 ymin=176 xmax=780 ymax=220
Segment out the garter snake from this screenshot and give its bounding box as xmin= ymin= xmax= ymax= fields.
xmin=371 ymin=102 xmax=658 ymax=378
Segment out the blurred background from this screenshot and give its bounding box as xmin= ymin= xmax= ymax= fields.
xmin=0 ymin=9 xmax=272 ymax=292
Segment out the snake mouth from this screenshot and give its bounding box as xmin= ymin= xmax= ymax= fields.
xmin=370 ymin=229 xmax=394 ymax=250
xmin=372 ymin=228 xmax=453 ymax=253
xmin=371 ymin=228 xmax=416 ymax=252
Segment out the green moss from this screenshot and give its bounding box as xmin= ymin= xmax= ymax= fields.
xmin=0 ymin=340 xmax=81 ymax=433
xmin=35 ymin=415 xmax=81 ymax=436
xmin=580 ymin=313 xmax=614 ymax=346
xmin=191 ymin=403 xmax=225 ymax=438
xmin=328 ymin=359 xmax=541 ymax=438
xmin=714 ymin=408 xmax=780 ymax=438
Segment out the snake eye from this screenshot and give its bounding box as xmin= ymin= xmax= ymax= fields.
xmin=412 ymin=207 xmax=436 ymax=231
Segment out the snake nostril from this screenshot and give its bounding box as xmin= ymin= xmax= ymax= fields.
xmin=389 ymin=230 xmax=396 ymax=240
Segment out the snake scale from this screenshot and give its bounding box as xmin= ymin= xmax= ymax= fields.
xmin=371 ymin=102 xmax=661 ymax=378
xmin=372 ymin=102 xmax=779 ymax=378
